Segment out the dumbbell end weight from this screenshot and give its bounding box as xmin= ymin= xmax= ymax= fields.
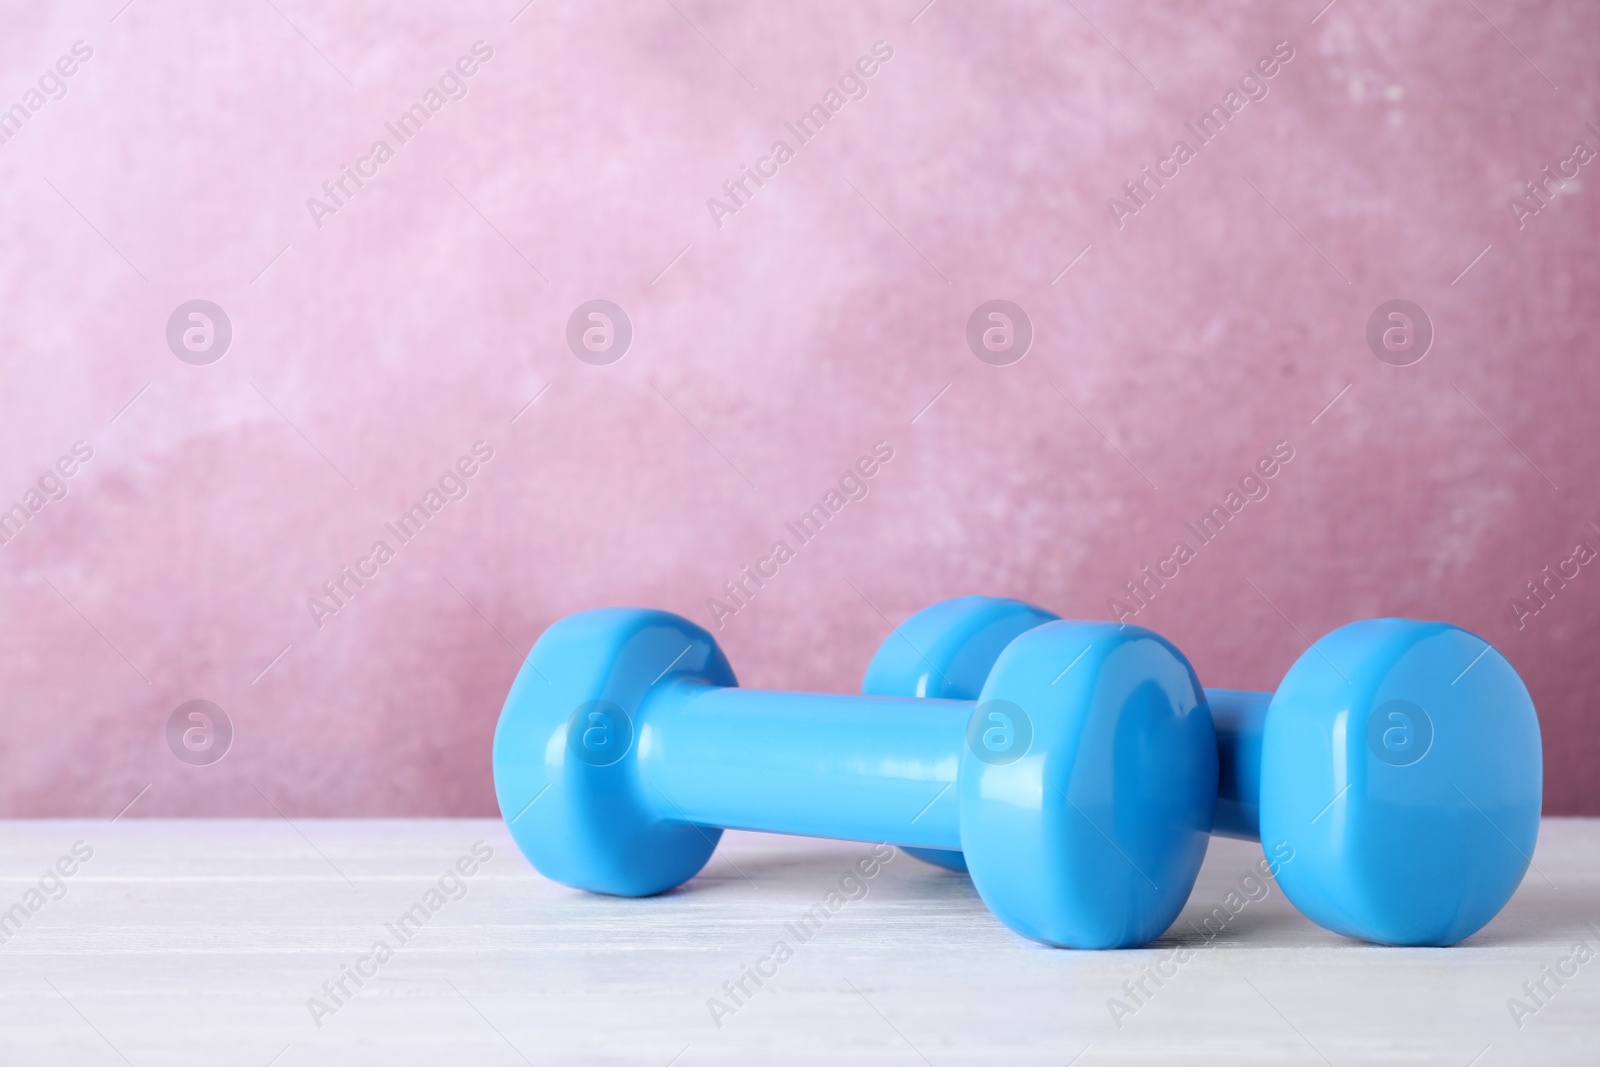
xmin=956 ymin=617 xmax=1218 ymax=947
xmin=864 ymin=591 xmax=1222 ymax=940
xmin=1258 ymin=618 xmax=1542 ymax=947
xmin=493 ymin=608 xmax=735 ymax=897
xmin=863 ymin=596 xmax=1219 ymax=946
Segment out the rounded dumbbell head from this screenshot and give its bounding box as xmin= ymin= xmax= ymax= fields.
xmin=953 ymin=620 xmax=1216 ymax=947
xmin=492 ymin=607 xmax=735 ymax=897
xmin=862 ymin=595 xmax=1063 ymax=700
xmin=1260 ymin=618 xmax=1542 ymax=946
xmin=959 ymin=619 xmax=1217 ymax=948
xmin=862 ymin=596 xmax=1061 ymax=871
xmin=864 ymin=597 xmax=1220 ymax=947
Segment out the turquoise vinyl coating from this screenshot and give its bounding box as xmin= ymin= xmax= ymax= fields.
xmin=869 ymin=598 xmax=1544 ymax=946
xmin=959 ymin=620 xmax=1217 ymax=948
xmin=1258 ymin=618 xmax=1542 ymax=946
xmin=1208 ymin=689 xmax=1269 ymax=840
xmin=861 ymin=595 xmax=1060 ymax=871
xmin=492 ymin=608 xmax=735 ymax=897
xmin=495 ymin=605 xmax=1219 ymax=948
xmin=645 ymin=684 xmax=968 ymax=850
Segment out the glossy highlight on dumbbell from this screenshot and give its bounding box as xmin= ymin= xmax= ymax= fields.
xmin=494 ymin=607 xmax=1218 ymax=949
xmin=866 ymin=596 xmax=1544 ymax=946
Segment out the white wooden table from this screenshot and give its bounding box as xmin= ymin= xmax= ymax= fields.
xmin=1 ymin=818 xmax=1595 ymax=1065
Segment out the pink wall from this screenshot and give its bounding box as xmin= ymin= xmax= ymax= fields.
xmin=1 ymin=1 xmax=1595 ymax=817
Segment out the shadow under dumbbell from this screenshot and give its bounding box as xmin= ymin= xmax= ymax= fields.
xmin=1156 ymin=826 xmax=1597 ymax=951
xmin=683 ymin=835 xmax=986 ymax=904
xmin=1158 ymin=907 xmax=1314 ymax=949
xmin=688 ymin=849 xmax=867 ymax=889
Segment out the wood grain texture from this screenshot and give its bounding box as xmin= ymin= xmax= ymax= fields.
xmin=1 ymin=818 xmax=1596 ymax=1065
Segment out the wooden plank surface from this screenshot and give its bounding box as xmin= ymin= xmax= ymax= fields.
xmin=0 ymin=818 xmax=1596 ymax=1065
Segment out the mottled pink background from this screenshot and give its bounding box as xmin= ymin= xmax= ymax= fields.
xmin=1 ymin=0 xmax=1595 ymax=817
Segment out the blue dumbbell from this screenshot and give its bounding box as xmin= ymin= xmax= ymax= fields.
xmin=494 ymin=606 xmax=1217 ymax=948
xmin=866 ymin=596 xmax=1544 ymax=946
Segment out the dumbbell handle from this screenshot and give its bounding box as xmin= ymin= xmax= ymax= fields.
xmin=648 ymin=684 xmax=1262 ymax=846
xmin=1207 ymin=689 xmax=1269 ymax=840
xmin=643 ymin=685 xmax=968 ymax=851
